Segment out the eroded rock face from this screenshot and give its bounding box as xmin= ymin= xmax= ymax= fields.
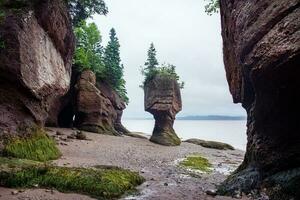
xmin=74 ymin=70 xmax=119 ymax=135
xmin=96 ymin=81 xmax=130 ymax=134
xmin=219 ymin=0 xmax=300 ymax=198
xmin=0 ymin=0 xmax=74 ymax=134
xmin=144 ymin=75 xmax=182 ymax=146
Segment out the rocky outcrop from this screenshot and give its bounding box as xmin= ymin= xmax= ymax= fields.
xmin=144 ymin=75 xmax=182 ymax=146
xmin=74 ymin=70 xmax=128 ymax=136
xmin=46 ymin=67 xmax=80 ymax=127
xmin=96 ymin=81 xmax=130 ymax=134
xmin=219 ymin=0 xmax=300 ymax=199
xmin=0 ymin=0 xmax=75 ymax=134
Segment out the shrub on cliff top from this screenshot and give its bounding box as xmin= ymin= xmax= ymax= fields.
xmin=141 ymin=43 xmax=184 ymax=89
xmin=0 ymin=157 xmax=145 ymax=199
xmin=2 ymin=127 xmax=61 ymax=162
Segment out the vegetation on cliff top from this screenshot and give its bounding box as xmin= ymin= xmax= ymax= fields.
xmin=74 ymin=22 xmax=128 ymax=103
xmin=141 ymin=43 xmax=184 ymax=89
xmin=0 ymin=157 xmax=145 ymax=199
xmin=204 ymin=0 xmax=220 ymax=15
xmin=1 ymin=127 xmax=61 ymax=162
xmin=67 ymin=0 xmax=108 ymax=26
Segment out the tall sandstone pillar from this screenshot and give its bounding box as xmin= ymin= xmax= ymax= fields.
xmin=144 ymin=75 xmax=182 ymax=146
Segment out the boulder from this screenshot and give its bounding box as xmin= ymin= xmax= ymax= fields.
xmin=74 ymin=70 xmax=119 ymax=135
xmin=144 ymin=74 xmax=182 ymax=146
xmin=219 ymin=0 xmax=300 ymax=198
xmin=0 ymin=0 xmax=74 ymax=134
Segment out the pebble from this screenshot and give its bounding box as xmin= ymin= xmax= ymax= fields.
xmin=11 ymin=190 xmax=18 ymax=195
xmin=205 ymin=189 xmax=217 ymax=196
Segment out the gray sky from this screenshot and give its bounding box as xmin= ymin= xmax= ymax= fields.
xmin=92 ymin=0 xmax=245 ymax=118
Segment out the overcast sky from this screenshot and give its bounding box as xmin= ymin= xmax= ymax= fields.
xmin=92 ymin=0 xmax=246 ymax=118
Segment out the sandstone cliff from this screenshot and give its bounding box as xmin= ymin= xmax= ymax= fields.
xmin=0 ymin=0 xmax=75 ymax=134
xmin=219 ymin=0 xmax=300 ymax=199
xmin=49 ymin=69 xmax=129 ymax=136
xmin=74 ymin=70 xmax=119 ymax=135
xmin=144 ymin=74 xmax=182 ymax=146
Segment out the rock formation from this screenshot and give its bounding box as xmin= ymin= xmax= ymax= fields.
xmin=0 ymin=0 xmax=74 ymax=134
xmin=96 ymin=81 xmax=130 ymax=134
xmin=219 ymin=0 xmax=300 ymax=199
xmin=46 ymin=67 xmax=80 ymax=127
xmin=144 ymin=75 xmax=182 ymax=146
xmin=74 ymin=70 xmax=128 ymax=135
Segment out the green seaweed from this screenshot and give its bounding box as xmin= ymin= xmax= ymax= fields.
xmin=0 ymin=157 xmax=145 ymax=200
xmin=179 ymin=155 xmax=212 ymax=173
xmin=2 ymin=127 xmax=61 ymax=162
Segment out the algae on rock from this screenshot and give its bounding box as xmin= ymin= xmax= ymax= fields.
xmin=1 ymin=127 xmax=61 ymax=162
xmin=0 ymin=157 xmax=145 ymax=200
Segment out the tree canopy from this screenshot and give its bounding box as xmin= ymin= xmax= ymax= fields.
xmin=74 ymin=23 xmax=128 ymax=103
xmin=103 ymin=28 xmax=128 ymax=104
xmin=74 ymin=21 xmax=105 ymax=78
xmin=67 ymin=0 xmax=108 ymax=26
xmin=204 ymin=0 xmax=219 ymax=15
xmin=145 ymin=43 xmax=159 ymax=72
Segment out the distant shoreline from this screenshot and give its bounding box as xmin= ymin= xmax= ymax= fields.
xmin=124 ymin=115 xmax=247 ymax=121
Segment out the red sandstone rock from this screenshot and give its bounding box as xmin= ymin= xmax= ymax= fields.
xmin=0 ymin=0 xmax=74 ymax=134
xmin=219 ymin=0 xmax=300 ymax=198
xmin=74 ymin=70 xmax=119 ymax=135
xmin=144 ymin=74 xmax=182 ymax=146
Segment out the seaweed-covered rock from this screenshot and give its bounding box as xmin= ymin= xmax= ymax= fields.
xmin=0 ymin=0 xmax=75 ymax=134
xmin=184 ymin=139 xmax=234 ymax=150
xmin=144 ymin=74 xmax=182 ymax=146
xmin=219 ymin=0 xmax=300 ymax=198
xmin=74 ymin=70 xmax=119 ymax=135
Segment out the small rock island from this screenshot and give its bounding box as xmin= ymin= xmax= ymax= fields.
xmin=144 ymin=74 xmax=182 ymax=146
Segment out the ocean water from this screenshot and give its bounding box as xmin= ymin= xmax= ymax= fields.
xmin=122 ymin=120 xmax=247 ymax=150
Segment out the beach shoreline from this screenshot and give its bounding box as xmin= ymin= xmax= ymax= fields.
xmin=0 ymin=128 xmax=249 ymax=200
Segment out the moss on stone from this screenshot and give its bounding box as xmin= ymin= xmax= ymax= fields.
xmin=80 ymin=124 xmax=120 ymax=136
xmin=150 ymin=130 xmax=181 ymax=146
xmin=184 ymin=139 xmax=235 ymax=150
xmin=2 ymin=127 xmax=61 ymax=162
xmin=179 ymin=155 xmax=212 ymax=173
xmin=0 ymin=157 xmax=145 ymax=199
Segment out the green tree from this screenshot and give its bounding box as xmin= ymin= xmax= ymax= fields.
xmin=140 ymin=43 xmax=159 ymax=85
xmin=67 ymin=0 xmax=108 ymax=26
xmin=204 ymin=0 xmax=219 ymax=15
xmin=104 ymin=28 xmax=128 ymax=103
xmin=74 ymin=21 xmax=105 ymax=78
xmin=145 ymin=43 xmax=159 ymax=72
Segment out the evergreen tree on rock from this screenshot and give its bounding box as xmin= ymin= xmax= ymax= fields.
xmin=104 ymin=28 xmax=128 ymax=103
xmin=145 ymin=43 xmax=159 ymax=73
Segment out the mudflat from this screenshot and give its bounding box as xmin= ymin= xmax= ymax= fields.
xmin=0 ymin=128 xmax=250 ymax=200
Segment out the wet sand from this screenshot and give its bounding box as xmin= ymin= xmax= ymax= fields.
xmin=0 ymin=128 xmax=250 ymax=200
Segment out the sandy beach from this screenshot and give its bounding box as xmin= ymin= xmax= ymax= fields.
xmin=0 ymin=128 xmax=250 ymax=200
